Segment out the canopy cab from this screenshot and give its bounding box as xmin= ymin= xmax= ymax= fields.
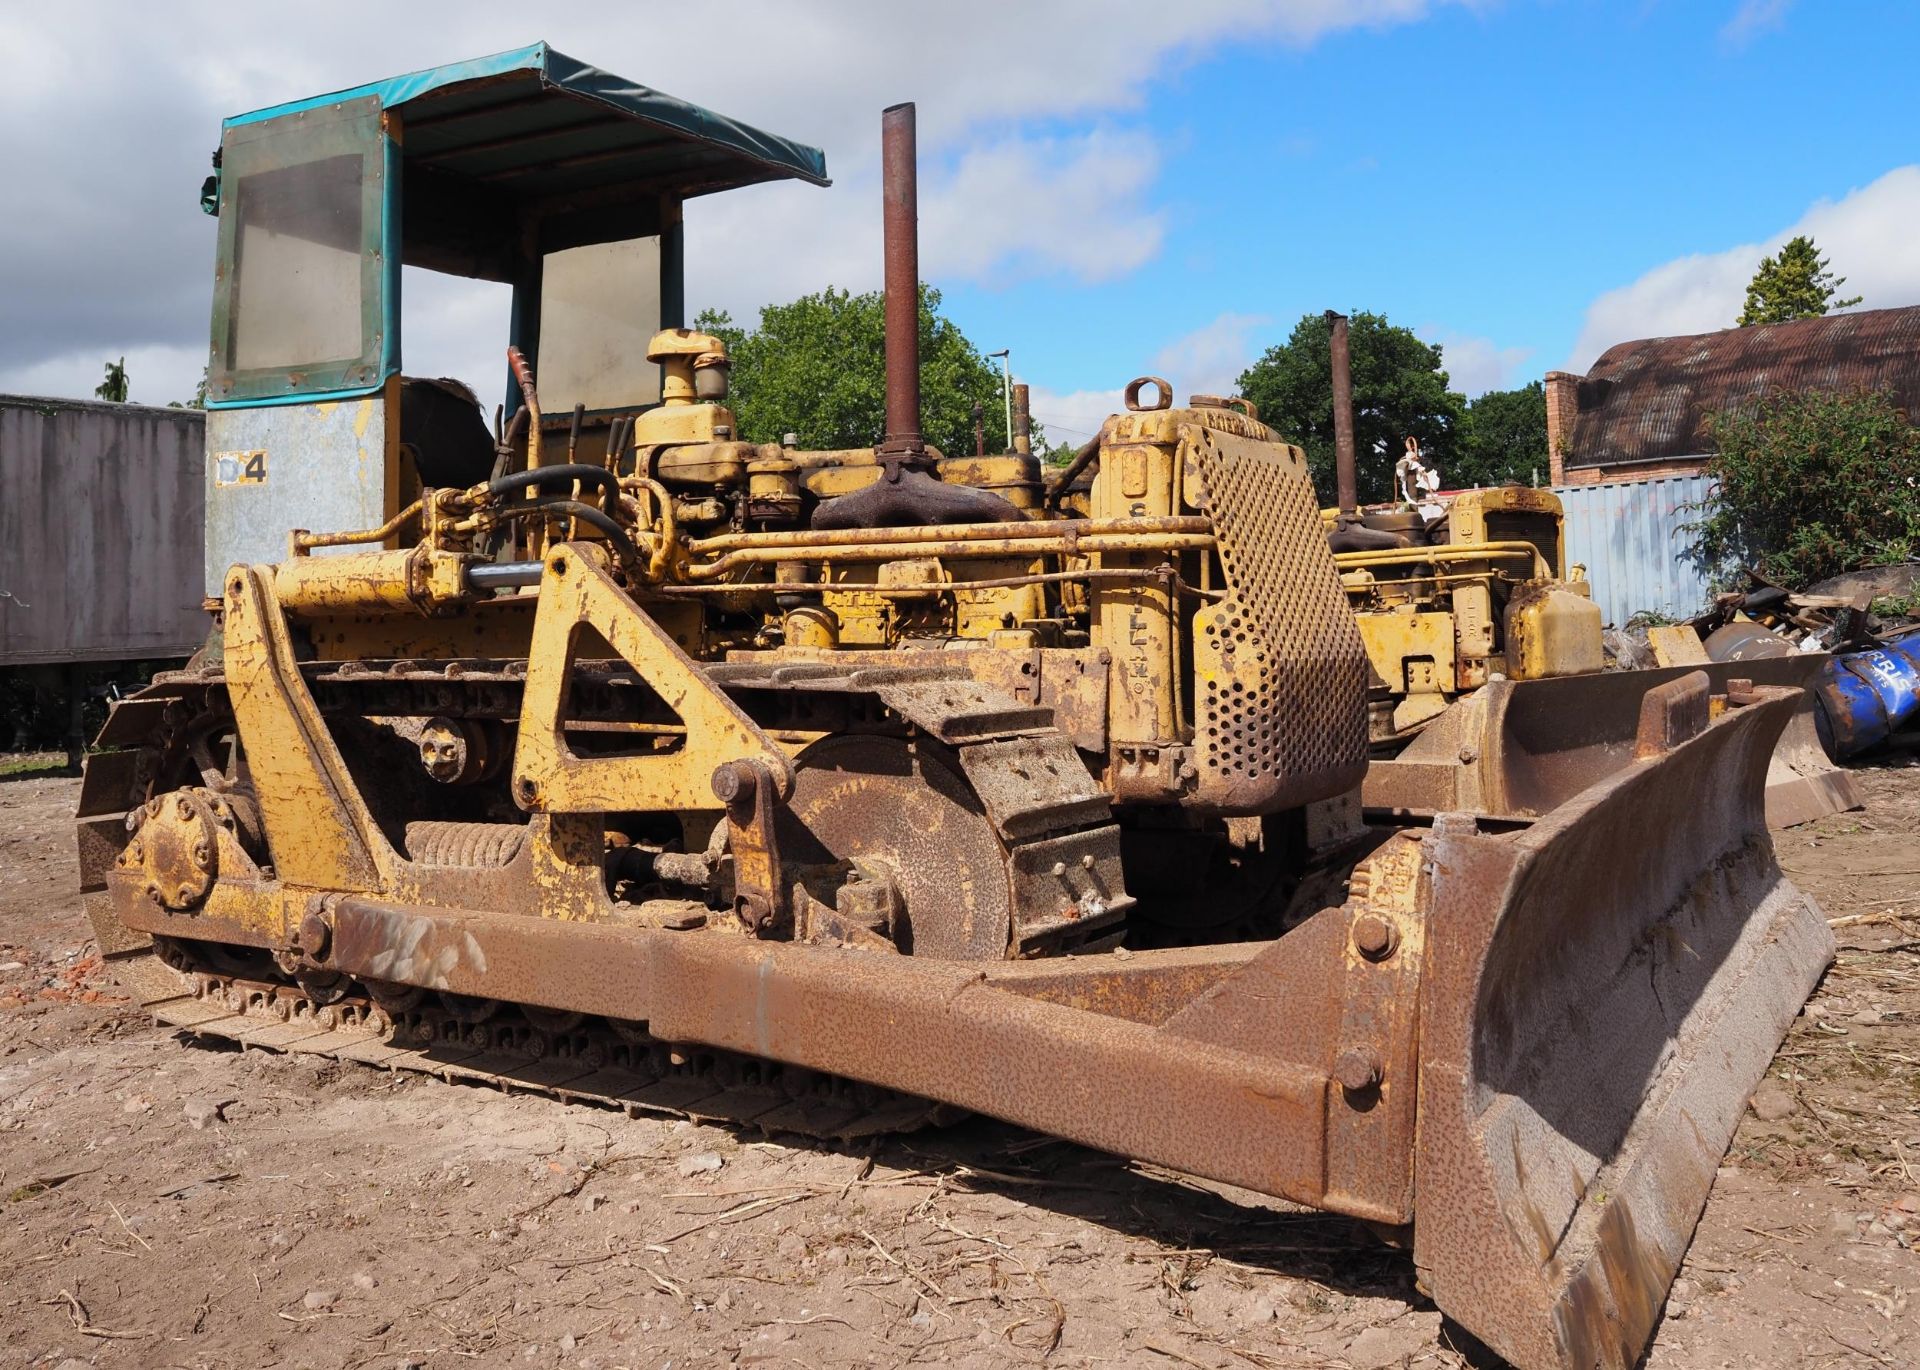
xmin=200 ymin=42 xmax=828 ymax=593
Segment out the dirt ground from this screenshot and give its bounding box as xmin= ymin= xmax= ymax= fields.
xmin=2 ymin=766 xmax=1916 ymax=1370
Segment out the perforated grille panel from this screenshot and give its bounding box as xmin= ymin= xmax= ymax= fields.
xmin=1187 ymin=427 xmax=1369 ymax=811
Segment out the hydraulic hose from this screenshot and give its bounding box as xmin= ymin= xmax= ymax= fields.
xmin=487 ymin=464 xmax=622 ymax=501
xmin=493 ymin=496 xmax=641 ymax=566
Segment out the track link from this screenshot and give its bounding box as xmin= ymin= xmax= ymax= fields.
xmin=116 ymin=939 xmax=954 ymax=1141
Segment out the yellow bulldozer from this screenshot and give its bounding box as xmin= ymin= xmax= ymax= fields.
xmin=1313 ymin=313 xmax=1857 ymax=833
xmin=78 ymin=46 xmax=1833 ymax=1370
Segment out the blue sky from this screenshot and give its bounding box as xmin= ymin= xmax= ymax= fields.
xmin=4 ymin=1 xmax=1918 ymax=436
xmin=930 ymin=0 xmax=1920 ymax=439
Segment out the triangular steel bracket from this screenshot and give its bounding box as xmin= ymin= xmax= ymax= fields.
xmin=512 ymin=543 xmax=793 ymax=814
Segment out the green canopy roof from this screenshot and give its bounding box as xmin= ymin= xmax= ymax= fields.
xmin=225 ymin=42 xmax=830 ymax=202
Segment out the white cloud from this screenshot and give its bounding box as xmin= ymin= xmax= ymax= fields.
xmin=1026 ymin=311 xmax=1272 ymax=443
xmin=1420 ymin=329 xmax=1532 ymax=396
xmin=1151 ymin=313 xmax=1272 ymax=399
xmin=1025 ymin=386 xmax=1131 ymax=447
xmin=685 ymin=127 xmax=1170 ymax=326
xmin=1566 ymin=165 xmax=1920 ymax=371
xmin=924 ymin=131 xmax=1167 ymax=285
xmin=1720 ymin=0 xmax=1792 ymax=49
xmin=0 ymin=344 xmax=207 ymax=410
xmin=0 ymin=1 xmax=1462 ymax=400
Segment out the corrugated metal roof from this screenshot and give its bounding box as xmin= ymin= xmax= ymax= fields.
xmin=1567 ymin=306 xmax=1920 ymax=469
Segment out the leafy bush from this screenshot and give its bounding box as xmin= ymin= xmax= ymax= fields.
xmin=1690 ymin=387 xmax=1920 ymax=589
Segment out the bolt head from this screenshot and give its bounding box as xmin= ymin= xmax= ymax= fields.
xmin=299 ymin=911 xmax=332 ymax=960
xmin=1352 ymin=913 xmax=1398 ymax=960
xmin=1334 ymin=1047 xmax=1383 ymax=1093
xmin=710 ymin=762 xmax=755 ymax=804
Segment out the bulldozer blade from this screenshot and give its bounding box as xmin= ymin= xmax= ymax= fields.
xmin=1364 ymin=657 xmax=1860 ymax=830
xmin=1411 ymin=676 xmax=1832 ymax=1370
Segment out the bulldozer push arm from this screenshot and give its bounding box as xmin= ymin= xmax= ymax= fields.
xmin=82 ymin=59 xmax=1832 ymax=1370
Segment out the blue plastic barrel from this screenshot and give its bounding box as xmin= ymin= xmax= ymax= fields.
xmin=1814 ymin=632 xmax=1920 ymax=757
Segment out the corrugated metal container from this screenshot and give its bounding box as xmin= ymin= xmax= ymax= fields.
xmin=1552 ymin=473 xmax=1716 ymax=627
xmin=0 ymin=394 xmax=207 ymax=665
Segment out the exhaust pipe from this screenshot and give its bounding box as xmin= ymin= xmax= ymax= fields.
xmin=878 ymin=102 xmax=925 ymax=465
xmin=1012 ymin=382 xmax=1032 ymax=456
xmin=1326 ymin=310 xmax=1357 ymax=514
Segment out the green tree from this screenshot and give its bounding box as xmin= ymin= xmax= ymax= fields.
xmin=1737 ymin=235 xmax=1862 ymax=326
xmin=95 ymin=356 xmax=129 ymax=403
xmin=696 ymin=285 xmax=1020 ymax=457
xmin=169 ymin=366 xmax=209 ymax=410
xmin=1235 ymin=311 xmax=1465 ymax=505
xmin=1689 ymin=387 xmax=1920 ymax=588
xmin=1455 ymin=381 xmax=1549 ymax=488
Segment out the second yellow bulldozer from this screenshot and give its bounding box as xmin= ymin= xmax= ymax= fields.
xmin=79 ymin=46 xmax=1832 ymax=1370
xmin=1312 ymin=312 xmax=1857 ymax=832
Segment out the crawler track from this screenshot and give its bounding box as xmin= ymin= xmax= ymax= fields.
xmin=109 ymin=937 xmax=955 ymax=1140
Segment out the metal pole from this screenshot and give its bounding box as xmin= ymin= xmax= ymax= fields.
xmin=1326 ymin=310 xmax=1358 ymax=515
xmin=988 ymin=349 xmax=1011 ymax=453
xmin=878 ymin=103 xmax=924 ymax=463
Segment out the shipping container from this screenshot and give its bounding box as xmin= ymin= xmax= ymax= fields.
xmin=0 ymin=394 xmax=207 ymax=665
xmin=1552 ymin=473 xmax=1716 ymax=627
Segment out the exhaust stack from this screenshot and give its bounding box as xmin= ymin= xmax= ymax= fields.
xmin=878 ymin=102 xmax=925 ymax=464
xmin=1012 ymin=382 xmax=1032 ymax=456
xmin=1326 ymin=310 xmax=1357 ymax=514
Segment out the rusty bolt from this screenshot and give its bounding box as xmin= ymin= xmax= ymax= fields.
xmin=1333 ymin=1047 xmax=1383 ymax=1093
xmin=1352 ymin=914 xmax=1398 ymax=960
xmin=299 ymin=911 xmax=332 ymax=961
xmin=711 ymin=760 xmax=756 ymax=806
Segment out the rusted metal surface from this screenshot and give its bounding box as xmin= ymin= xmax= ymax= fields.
xmin=1412 ymin=680 xmax=1832 ymax=1369
xmin=1565 ymin=304 xmax=1920 ymax=470
xmin=318 ymin=895 xmax=1346 ymax=1207
xmin=0 ymin=395 xmax=206 ymax=664
xmin=714 ymin=757 xmax=790 ymax=931
xmin=114 ymin=937 xmax=951 ymax=1141
xmin=1186 ymin=426 xmax=1370 ymax=811
xmin=1365 ymin=656 xmax=1860 ymax=829
xmin=1325 ymin=311 xmax=1358 ymax=515
xmin=876 ymin=103 xmax=924 ymax=464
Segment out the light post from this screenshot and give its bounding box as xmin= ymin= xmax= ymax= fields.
xmin=987 ymin=348 xmax=1011 ymax=452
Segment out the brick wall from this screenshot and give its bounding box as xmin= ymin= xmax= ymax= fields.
xmin=1544 ymin=371 xmax=1580 ymax=484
